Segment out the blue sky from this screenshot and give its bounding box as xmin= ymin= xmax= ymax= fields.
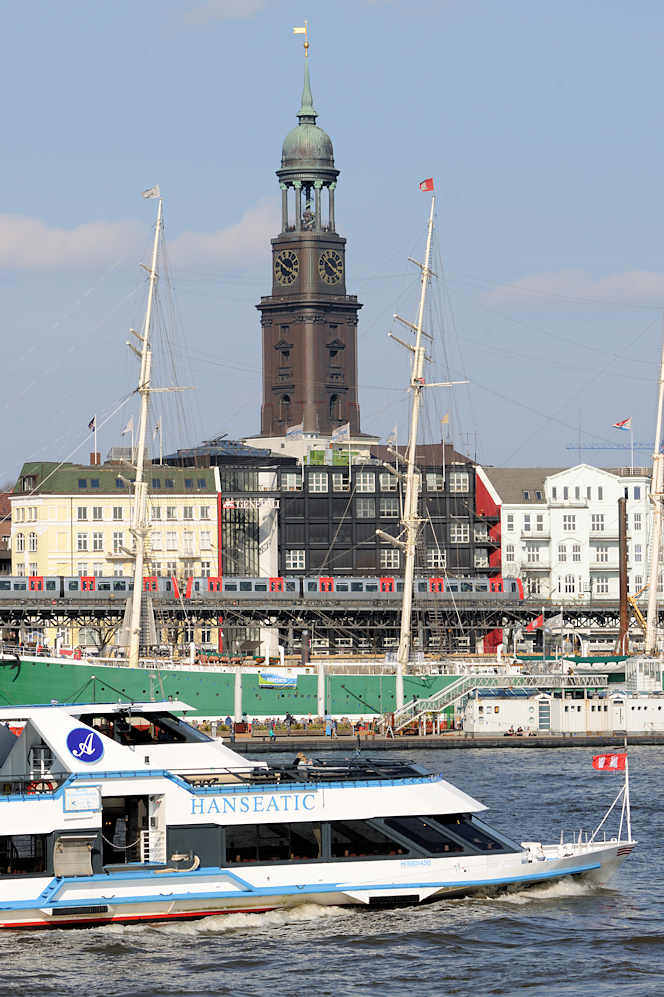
xmin=2 ymin=0 xmax=664 ymax=481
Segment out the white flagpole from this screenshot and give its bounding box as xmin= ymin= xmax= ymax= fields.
xmin=94 ymin=419 xmax=97 ymax=462
xmin=159 ymin=425 xmax=163 ymax=466
xmin=630 ymin=423 xmax=634 ymax=472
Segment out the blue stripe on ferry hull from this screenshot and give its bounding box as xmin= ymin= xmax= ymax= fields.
xmin=0 ymin=860 xmax=603 ymax=916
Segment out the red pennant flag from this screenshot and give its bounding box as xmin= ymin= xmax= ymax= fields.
xmin=419 ymin=178 xmax=434 ymax=192
xmin=592 ymin=752 xmax=627 ymax=772
xmin=525 ymin=613 xmax=544 ymax=632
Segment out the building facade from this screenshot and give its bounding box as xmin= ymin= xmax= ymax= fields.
xmin=478 ymin=464 xmax=652 ymax=603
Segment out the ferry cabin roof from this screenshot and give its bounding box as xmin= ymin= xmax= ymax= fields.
xmin=0 ymin=703 xmax=486 ymax=840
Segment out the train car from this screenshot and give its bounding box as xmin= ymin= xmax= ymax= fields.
xmin=0 ymin=577 xmax=62 ymax=599
xmin=189 ymin=576 xmax=299 ymax=601
xmin=301 ymin=576 xmax=404 ymax=600
xmin=414 ymin=575 xmax=524 ymax=602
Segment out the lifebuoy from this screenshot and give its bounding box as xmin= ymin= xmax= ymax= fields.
xmin=26 ymin=780 xmax=55 ymax=795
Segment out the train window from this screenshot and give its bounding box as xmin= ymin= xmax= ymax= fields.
xmin=336 ymin=583 xmax=349 ymax=592
xmin=165 ymin=581 xmax=172 ymax=591
xmin=0 ymin=581 xmax=10 ymax=590
xmin=286 ymin=581 xmax=297 ymax=592
xmin=113 ymin=582 xmax=126 ymax=592
xmin=68 ymin=581 xmax=79 ymax=591
xmin=366 ymin=583 xmax=378 ymax=592
xmin=476 ymin=583 xmax=488 ymax=592
xmin=193 ymin=581 xmax=201 ymax=592
xmin=447 ymin=583 xmax=458 ymax=592
xmin=461 ymin=582 xmax=472 ymax=592
xmin=98 ymin=582 xmax=111 ymax=591
xmin=45 ymin=581 xmax=56 ymax=591
xmin=351 ymin=582 xmax=363 ymax=592
xmin=225 ymin=583 xmax=238 ymax=591
xmin=239 ymin=582 xmax=252 ymax=592
xmin=306 ymin=582 xmax=317 ymax=592
xmin=397 ymin=582 xmax=404 ymax=592
xmin=254 ymin=583 xmax=267 ymax=592
xmin=14 ymin=583 xmax=26 ymax=591
xmin=417 ymin=582 xmax=426 ymax=592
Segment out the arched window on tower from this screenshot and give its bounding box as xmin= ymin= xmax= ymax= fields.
xmin=329 ymin=394 xmax=341 ymax=422
xmin=280 ymin=395 xmax=291 ymax=424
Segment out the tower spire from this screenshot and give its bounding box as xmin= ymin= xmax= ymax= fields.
xmin=296 ymin=25 xmax=316 ymax=125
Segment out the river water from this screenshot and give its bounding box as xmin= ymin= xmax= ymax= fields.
xmin=0 ymin=745 xmax=661 ymax=997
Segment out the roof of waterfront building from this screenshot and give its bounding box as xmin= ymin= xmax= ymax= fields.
xmin=480 ymin=467 xmax=564 ymax=504
xmin=13 ymin=461 xmax=216 ymax=495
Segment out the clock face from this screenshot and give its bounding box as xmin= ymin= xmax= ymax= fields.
xmin=319 ymin=249 xmax=344 ymax=285
xmin=274 ymin=249 xmax=299 ymax=286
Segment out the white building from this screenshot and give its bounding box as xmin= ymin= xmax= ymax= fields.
xmin=478 ymin=464 xmax=651 ymax=604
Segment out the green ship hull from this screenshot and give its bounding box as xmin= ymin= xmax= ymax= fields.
xmin=0 ymin=656 xmax=459 ymax=719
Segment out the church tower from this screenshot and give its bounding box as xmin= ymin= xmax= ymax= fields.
xmin=257 ymin=52 xmax=362 ymax=437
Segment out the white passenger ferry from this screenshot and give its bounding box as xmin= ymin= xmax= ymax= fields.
xmin=0 ymin=700 xmax=634 ymax=929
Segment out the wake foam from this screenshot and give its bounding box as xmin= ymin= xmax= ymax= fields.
xmin=495 ymin=877 xmax=603 ymax=905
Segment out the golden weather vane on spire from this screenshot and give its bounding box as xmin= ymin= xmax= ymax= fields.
xmin=293 ymin=20 xmax=309 ymax=56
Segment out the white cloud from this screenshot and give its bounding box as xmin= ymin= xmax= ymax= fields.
xmin=170 ymin=197 xmax=279 ymax=268
xmin=183 ymin=0 xmax=267 ymax=26
xmin=0 ymin=215 xmax=144 ymax=271
xmin=485 ymin=268 xmax=664 ymax=309
xmin=0 ymin=199 xmax=279 ymax=272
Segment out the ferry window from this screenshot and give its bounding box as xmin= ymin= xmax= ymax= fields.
xmin=329 ymin=820 xmax=400 ymax=859
xmin=80 ymin=711 xmax=211 ymax=746
xmin=384 ymin=816 xmax=462 ymax=854
xmin=0 ymin=834 xmax=47 ymax=876
xmin=225 ymin=823 xmax=322 ymax=864
xmin=432 ymin=815 xmax=504 ymax=851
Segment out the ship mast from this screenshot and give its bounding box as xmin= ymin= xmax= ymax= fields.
xmin=127 ymin=193 xmax=162 ymax=668
xmin=645 ymin=334 xmax=664 ymax=654
xmin=380 ymin=196 xmax=467 ymax=708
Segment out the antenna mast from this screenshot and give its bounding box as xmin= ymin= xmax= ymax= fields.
xmin=645 ymin=331 xmax=664 ymax=654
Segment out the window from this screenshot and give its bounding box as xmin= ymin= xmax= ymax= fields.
xmin=379 ymin=472 xmax=397 ymax=492
xmin=185 ymin=479 xmax=193 ymax=490
xmin=536 ymin=514 xmax=544 ymax=532
xmin=113 ymin=567 xmax=124 ymax=577
xmin=92 ymin=506 xmax=102 ymax=521
xmin=197 ymin=479 xmax=207 ymax=489
xmin=384 ymin=816 xmax=462 ymax=854
xmin=200 ymin=530 xmax=211 ymax=549
xmin=587 ymin=486 xmax=592 ymax=499
xmin=285 ymin=549 xmax=305 ymax=570
xmin=201 ymin=561 xmax=211 ymax=578
xmin=634 ymin=512 xmax=642 ymax=531
xmin=527 ymin=577 xmax=541 ymax=595
xmin=450 ymin=522 xmax=469 ymax=543
xmin=596 ymin=576 xmax=609 ymax=595
xmin=572 ymin=544 xmax=581 ymax=562
xmin=564 ymin=574 xmax=576 ymax=594
xmin=183 ymin=531 xmax=194 ymax=555
xmin=635 ymin=544 xmax=642 ymax=563
xmin=449 ymin=471 xmax=469 ymax=493
xmin=281 ymin=472 xmax=302 ymax=492
xmin=225 ymin=823 xmax=322 ymax=865
xmin=309 ymin=472 xmax=328 ymax=494
xmin=558 ymin=544 xmax=566 ymax=563
xmin=77 ymin=507 xmax=87 ymax=521
xmin=506 ymin=513 xmax=514 ymax=532
xmin=634 ymin=486 xmax=641 ymax=500
xmin=77 ymin=533 xmax=88 ymax=552
xmin=595 ymin=546 xmax=609 ymax=563
xmin=379 ymin=497 xmax=399 ymax=518
xmin=562 ymin=514 xmax=576 ymax=532
xmin=15 ymin=533 xmax=24 ymax=553
xmin=523 ymin=514 xmax=531 ymax=532
xmin=591 ymin=514 xmax=604 ymax=532
xmin=526 ymin=545 xmax=540 ymax=564
xmin=356 ymin=497 xmax=375 ymax=519
xmin=151 ymin=532 xmax=162 ymax=550
xmin=113 ymin=506 xmax=123 ymax=521
xmin=77 ymin=563 xmax=87 ymax=577
xmin=112 ymin=531 xmax=123 ymax=554
xmin=523 ymin=490 xmax=530 ymax=501
xmin=331 ymin=472 xmax=349 ymax=492
xmin=165 ymin=479 xmax=174 ymax=489
xmin=598 ymin=487 xmax=603 ymax=500
xmin=200 ymin=506 xmax=211 ymax=520
xmin=183 ymin=506 xmax=194 ymax=521
xmin=16 ymin=564 xmax=24 ymax=576
xmin=166 ymin=531 xmax=177 ymax=551
xmin=93 ymin=563 xmax=103 ymax=577
xmin=379 ymin=549 xmax=400 ymax=569
xmin=78 ymin=479 xmax=87 ymax=489
xmin=427 ymin=548 xmax=446 ymax=569
xmin=575 ymin=486 xmax=580 ymax=500
xmin=91 ymin=479 xmax=99 ymax=489
xmin=152 ymin=478 xmax=162 ymax=490
xmin=504 ymin=543 xmax=515 ymax=562
xmin=330 ymin=820 xmax=400 ymax=859
xmin=426 ymin=473 xmax=444 ymax=492
xmin=551 ymin=487 xmax=557 ymax=500
xmin=0 ymin=834 xmax=48 ymax=876
xmin=634 ymin=575 xmax=643 ymax=590
xmin=563 ymin=487 xmax=569 ymax=500
xmin=356 ymin=472 xmax=375 ymax=493
xmin=167 ymin=506 xmax=177 ymax=521
xmin=115 ymin=478 xmax=124 ymax=489
xmin=28 ymin=532 xmax=37 ymax=552
xmin=151 ymin=506 xmax=161 ymax=521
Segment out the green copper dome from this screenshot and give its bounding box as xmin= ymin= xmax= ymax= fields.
xmin=281 ymin=59 xmax=335 ymax=170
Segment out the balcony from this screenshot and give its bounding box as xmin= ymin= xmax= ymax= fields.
xmin=520 ymin=530 xmax=550 ymax=540
xmin=589 ymin=562 xmax=619 ymax=571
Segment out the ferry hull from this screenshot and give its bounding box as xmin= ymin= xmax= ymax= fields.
xmin=0 ymin=841 xmax=633 ymax=930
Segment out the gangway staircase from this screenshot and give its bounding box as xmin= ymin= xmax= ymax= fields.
xmin=385 ymin=672 xmax=609 ymax=734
